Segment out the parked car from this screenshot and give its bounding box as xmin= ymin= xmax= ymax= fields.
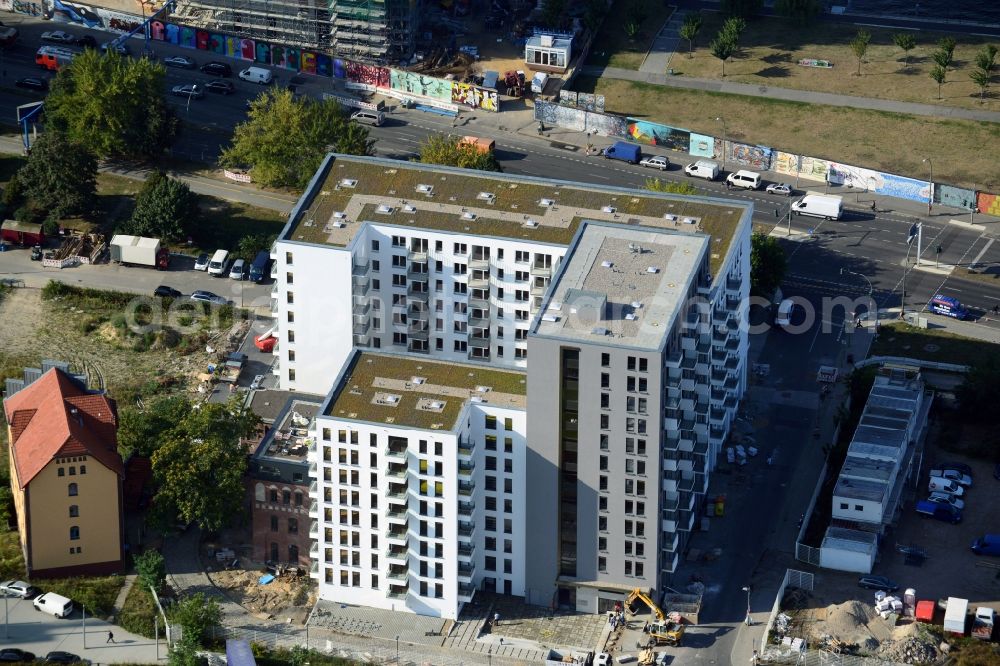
xmin=915 ymin=500 xmax=962 ymax=524
xmin=171 ymin=84 xmax=203 ymax=99
xmin=190 ymin=290 xmax=227 ymax=305
xmin=595 ymin=653 xmax=612 ymax=666
xmin=0 ymin=580 xmax=39 ymax=598
xmin=163 ymin=55 xmax=196 ymax=69
xmin=229 ymin=258 xmax=246 ymax=280
xmin=74 ymin=35 xmax=97 ymax=48
xmin=930 ymin=469 xmax=972 ymax=486
xmin=41 ymin=30 xmax=76 ymax=44
xmin=927 ymin=491 xmax=965 ymax=510
xmin=31 ymin=245 xmax=43 ymax=261
xmin=858 ymin=575 xmax=899 ymax=591
xmin=766 ymin=183 xmax=792 ymax=196
xmin=15 ymin=77 xmax=48 ymax=91
xmin=100 ymin=41 xmax=128 ymax=55
xmin=193 ymin=252 xmax=210 ymax=271
xmin=204 ymin=79 xmax=235 ymax=95
xmin=250 ymin=374 xmax=265 ymax=390
xmin=199 ymin=61 xmax=232 ymax=77
xmin=937 ymin=461 xmax=973 ymax=477
xmin=45 ymin=651 xmax=86 ymax=664
xmin=0 ymin=649 xmax=36 ymax=662
xmin=153 ymin=286 xmax=182 ymax=298
xmin=639 ymin=155 xmax=669 ymax=171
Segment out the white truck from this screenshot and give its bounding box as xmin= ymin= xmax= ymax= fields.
xmin=545 ymin=648 xmax=592 ymax=665
xmin=110 ymin=235 xmax=170 ymax=270
xmin=944 ymin=597 xmax=969 ymax=636
xmin=791 ymin=193 xmax=843 ymax=220
xmin=973 ymin=607 xmax=995 ymax=641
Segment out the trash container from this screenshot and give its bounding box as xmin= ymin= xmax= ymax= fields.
xmin=668 ymin=68 xmax=674 ymax=75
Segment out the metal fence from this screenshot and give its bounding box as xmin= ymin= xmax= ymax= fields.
xmin=765 ymin=648 xmax=911 ymax=666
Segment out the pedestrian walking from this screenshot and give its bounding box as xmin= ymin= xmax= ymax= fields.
xmin=494 ymin=612 xmax=500 ymax=627
xmin=750 ymin=649 xmax=759 ymax=665
xmin=499 ymin=637 xmax=504 ymax=646
xmin=871 ymin=200 xmax=877 ymax=212
xmin=107 ymin=631 xmax=115 ymax=644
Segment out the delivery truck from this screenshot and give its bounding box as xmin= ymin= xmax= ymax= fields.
xmin=603 ymin=141 xmax=641 ymax=164
xmin=791 ymin=194 xmax=843 ymax=220
xmin=35 ymin=45 xmax=78 ymax=71
xmin=973 ymin=607 xmax=995 ymax=641
xmin=944 ymin=597 xmax=969 ymax=636
xmin=110 ymin=235 xmax=170 ymax=270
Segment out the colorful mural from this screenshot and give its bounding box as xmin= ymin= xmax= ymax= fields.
xmin=688 ymin=133 xmax=714 ymax=158
xmin=772 ymin=152 xmax=800 ymax=177
xmin=559 ymin=90 xmax=578 ymax=107
xmin=346 ymin=62 xmax=390 ymax=89
xmin=626 ymin=118 xmax=690 ymax=152
xmin=977 ymin=191 xmax=1000 ymax=217
xmin=390 ymin=69 xmax=453 ymax=101
xmin=936 ymin=184 xmax=977 ymax=210
xmin=729 ymin=142 xmax=772 ymax=171
xmin=451 ymin=83 xmax=499 ymax=112
xmin=797 ymin=156 xmax=831 ymax=182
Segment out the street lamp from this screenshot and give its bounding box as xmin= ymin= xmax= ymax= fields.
xmin=742 ymin=585 xmax=752 ymax=626
xmin=714 ymin=116 xmax=727 ymax=171
xmin=840 ymin=267 xmax=874 ymax=324
xmin=395 ymin=635 xmax=399 ymax=664
xmin=922 ymin=157 xmax=933 ymax=215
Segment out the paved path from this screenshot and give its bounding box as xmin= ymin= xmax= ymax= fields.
xmin=580 ymin=65 xmax=1000 ymax=123
xmin=639 ymin=8 xmax=684 ymax=74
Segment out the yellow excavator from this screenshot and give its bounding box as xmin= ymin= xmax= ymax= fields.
xmin=624 ymin=588 xmax=685 ymax=647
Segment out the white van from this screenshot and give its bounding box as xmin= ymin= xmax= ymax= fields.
xmin=530 ymin=72 xmax=549 ymax=94
xmin=207 ymin=249 xmax=229 ymax=277
xmin=33 ymin=592 xmax=74 ymax=618
xmin=684 ymin=160 xmax=720 ymax=181
xmin=791 ymin=194 xmax=843 ymax=220
xmin=775 ymin=298 xmax=795 ymax=328
xmin=726 ymin=169 xmax=762 ymax=190
xmin=239 ymin=66 xmax=272 ymax=84
xmin=928 ymin=477 xmax=965 ymax=496
xmin=229 ymin=258 xmax=246 ymax=280
xmin=350 ymin=110 xmax=384 ymax=127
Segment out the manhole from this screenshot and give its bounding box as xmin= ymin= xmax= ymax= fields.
xmin=923 ymin=343 xmax=940 ymax=352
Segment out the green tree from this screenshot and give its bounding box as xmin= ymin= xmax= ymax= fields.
xmin=970 ymin=67 xmax=991 ymax=102
xmin=222 ymin=90 xmax=375 ymax=189
xmin=892 ymin=33 xmax=917 ymax=69
xmin=117 ymin=395 xmax=191 ymax=458
xmin=931 ymin=48 xmax=953 ymax=71
xmin=721 ymin=16 xmax=747 ymax=43
xmin=626 ymin=0 xmax=649 ymax=26
xmin=679 ymin=14 xmax=703 ymax=57
xmin=134 ymin=549 xmax=167 ymax=592
xmin=540 ymin=0 xmax=568 ymax=29
xmin=150 ymin=398 xmax=258 ymax=532
xmin=774 ymin=0 xmax=820 ymax=22
xmin=0 ymin=487 xmax=12 ymax=531
xmin=44 ymin=50 xmax=175 ymax=159
xmin=234 ymin=233 xmax=277 ymax=261
xmin=170 ymin=593 xmax=221 ymax=647
xmin=956 ymin=358 xmax=1000 ymax=424
xmin=16 ymin=132 xmax=97 ymax=219
xmin=720 ymin=0 xmax=761 ymax=18
xmin=624 ymin=19 xmax=641 ymax=40
xmin=417 ymin=134 xmax=501 ymax=172
xmin=930 ymin=64 xmax=947 ymax=99
xmin=975 ymin=44 xmax=998 ymax=72
xmin=121 ymin=172 xmax=199 ymax=241
xmin=850 ymin=29 xmax=872 ymax=76
xmin=750 ymin=231 xmax=787 ymax=297
xmin=644 ymin=178 xmax=698 ymax=195
xmin=583 ymin=0 xmax=608 ymax=34
xmin=167 ymin=634 xmax=203 ymax=666
xmin=710 ymin=35 xmax=736 ymax=77
xmin=937 ymin=35 xmax=956 ymax=62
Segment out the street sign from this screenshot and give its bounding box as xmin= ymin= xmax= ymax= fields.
xmin=16 ymin=101 xmax=43 ymax=124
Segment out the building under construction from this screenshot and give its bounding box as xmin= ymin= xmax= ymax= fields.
xmin=172 ymin=0 xmax=419 ymax=63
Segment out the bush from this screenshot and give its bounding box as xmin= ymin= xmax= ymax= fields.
xmin=118 ymin=582 xmax=158 ymax=638
xmin=44 ymin=575 xmax=123 ymax=619
xmin=41 ymin=280 xmax=72 ymax=300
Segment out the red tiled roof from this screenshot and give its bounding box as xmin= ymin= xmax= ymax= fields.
xmin=3 ymin=369 xmax=123 ymax=489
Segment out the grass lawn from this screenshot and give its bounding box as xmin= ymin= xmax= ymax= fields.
xmin=118 ymin=582 xmax=157 ymax=638
xmin=870 ymin=322 xmax=1000 ymax=367
xmin=571 ymin=76 xmax=1000 ymax=189
xmin=189 ymin=197 xmax=286 ymax=256
xmin=673 ymin=14 xmax=999 ymax=112
xmin=585 ymin=0 xmax=674 ymax=70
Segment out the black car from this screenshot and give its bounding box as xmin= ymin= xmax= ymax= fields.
xmin=75 ymin=34 xmax=97 ymax=48
xmin=154 ymin=286 xmax=182 ymax=298
xmin=937 ymin=461 xmax=973 ymax=477
xmin=15 ymin=77 xmax=48 ymax=91
xmin=45 ymin=652 xmax=85 ymax=664
xmin=200 ymin=61 xmax=232 ymax=77
xmin=0 ymin=649 xmax=36 ymax=662
xmin=858 ymin=575 xmax=899 ymax=591
xmin=204 ymin=79 xmax=235 ymax=95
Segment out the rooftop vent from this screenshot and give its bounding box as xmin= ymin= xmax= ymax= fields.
xmin=601 ymin=260 xmax=613 ymax=269
xmin=625 ymin=313 xmax=637 ymax=321
xmin=417 ymin=398 xmax=446 ymax=412
xmin=403 ymin=204 xmax=416 ymax=213
xmin=539 ymin=198 xmax=554 ymax=207
xmin=462 ymin=212 xmax=477 ymax=221
xmin=411 ymin=376 xmax=426 ymax=385
xmin=416 ymin=184 xmax=434 ymax=194
xmin=592 ymin=327 xmax=609 ymax=336
xmin=602 ymin=206 xmax=616 ymax=214
xmin=475 ymin=385 xmax=492 ymax=393
xmin=523 ymin=220 xmax=539 ymax=229
xmin=477 ymin=192 xmax=496 ymax=202
xmin=548 ymin=302 xmax=562 ymax=311
xmin=373 ymin=392 xmax=401 ymax=406
xmin=682 ymin=217 xmax=698 ymax=225
xmin=664 ymin=214 xmax=678 ymax=221
xmin=646 ymin=267 xmax=660 ymax=274
xmin=631 ymin=301 xmax=643 ymax=309
xmin=470 ymin=396 xmax=485 ymax=403
xmin=377 ymin=204 xmax=395 ymax=215
xmin=333 ymin=211 xmax=346 ymax=219
xmin=340 ymin=178 xmax=357 ymax=188
xmin=542 ymin=314 xmax=560 ymax=322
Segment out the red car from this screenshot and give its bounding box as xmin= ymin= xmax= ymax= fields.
xmin=254 ymin=330 xmax=277 ymax=352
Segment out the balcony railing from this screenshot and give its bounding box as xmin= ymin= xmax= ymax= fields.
xmin=458 ymin=481 xmax=475 ymax=496
xmin=469 ymin=257 xmax=490 ymax=269
xmin=458 ymin=522 xmax=474 ymax=537
xmin=458 ymin=500 xmax=474 ymax=515
xmin=386 ymin=446 xmax=407 ymax=460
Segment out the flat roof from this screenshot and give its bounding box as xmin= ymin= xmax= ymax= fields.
xmin=532 ymin=224 xmax=707 ymax=349
xmin=325 ymin=352 xmax=526 ymax=431
xmin=253 ymin=398 xmax=322 ymax=463
xmin=280 ymin=155 xmax=750 ymax=274
xmin=839 ymin=454 xmax=894 ymax=483
xmin=834 ymin=476 xmax=887 ymax=503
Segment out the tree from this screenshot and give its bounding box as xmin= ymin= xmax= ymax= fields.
xmin=540 ymin=0 xmax=568 ymax=29
xmin=850 ymin=29 xmax=872 ymax=76
xmin=956 ymin=358 xmax=1000 ymax=424
xmin=645 ymin=178 xmax=698 ymax=195
xmin=624 ymin=19 xmax=641 ymax=40
xmin=937 ymin=36 xmax=956 ymax=63
xmin=750 ymin=231 xmax=787 ymax=297
xmin=930 ymin=64 xmax=947 ymax=99
xmin=235 ymin=233 xmax=277 ymax=261
xmin=117 ymin=395 xmax=191 ymax=458
xmin=679 ymin=14 xmax=702 ymax=57
xmin=150 ymin=398 xmax=258 ymax=532
xmin=222 ymin=90 xmax=375 ymax=189
xmin=892 ymin=33 xmax=917 ymax=69
xmin=774 ymin=0 xmax=820 ymax=22
xmin=170 ymin=593 xmax=221 ymax=647
xmin=975 ymin=44 xmax=998 ymax=72
xmin=720 ymin=0 xmax=761 ymax=18
xmin=721 ymin=16 xmax=747 ymax=43
xmin=710 ymin=35 xmax=736 ymax=77
xmin=121 ymin=172 xmax=199 ymax=241
xmin=44 ymin=50 xmax=175 ymax=159
xmin=418 ymin=134 xmax=502 ymax=172
xmin=931 ymin=48 xmax=953 ymax=71
xmin=970 ymin=67 xmax=991 ymax=102
xmin=16 ymin=133 xmax=97 ymax=220
xmin=582 ymin=0 xmax=609 ymax=35
xmin=626 ymin=0 xmax=649 ymax=26
xmin=135 ymin=549 xmax=167 ymax=592
xmin=167 ymin=635 xmax=203 ymax=666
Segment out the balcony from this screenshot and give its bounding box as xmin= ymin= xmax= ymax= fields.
xmin=531 ymin=282 xmax=549 ymax=296
xmin=468 ymin=314 xmax=490 ymax=329
xmin=468 ymin=348 xmax=491 ymax=362
xmin=388 ymin=567 xmax=408 ymax=581
xmin=457 ymin=542 xmax=475 ymax=558
xmin=530 ymin=263 xmax=552 ymax=276
xmin=352 ymin=273 xmax=369 ymax=289
xmin=386 ymin=445 xmax=407 ymax=460
xmin=387 ymin=508 xmax=407 ymax=523
xmin=352 ymin=260 xmax=370 ymax=276
xmin=407 ymin=263 xmax=429 ymax=278
xmin=386 ymin=547 xmax=408 ymax=563
xmin=408 ymin=249 xmax=428 ymax=263
xmin=468 ymin=335 xmax=490 ymax=349
xmin=353 ymin=331 xmax=371 ymax=346
xmin=353 ymin=301 xmax=371 ymax=319
xmin=458 ymin=481 xmax=475 ymax=496
xmin=407 ymin=324 xmax=429 ymax=340
xmin=386 ymin=488 xmax=407 ymax=504
xmin=727 ymin=276 xmax=742 ymax=293
xmin=458 ymin=461 xmax=475 ymax=477
xmin=457 ymin=439 xmax=474 ymax=458
xmin=469 ymin=273 xmax=489 ymax=288
xmin=352 ymin=281 xmax=370 ymax=298
xmin=458 ymin=563 xmax=475 ymax=581
xmin=388 ymin=477 xmax=407 ymax=494
xmin=458 ymin=583 xmax=475 ymax=599
xmin=458 ymin=500 xmax=474 ymax=516
xmin=387 ymin=463 xmax=407 ymax=479
xmin=457 ymin=522 xmax=475 ymax=537
xmin=388 ymin=584 xmax=408 ymax=599
xmin=469 ymin=295 xmax=490 ymax=311
xmin=353 ymin=321 xmax=371 ymax=336
xmin=470 ymin=257 xmax=490 ymax=270
xmin=385 ymin=527 xmax=408 ymax=543
xmin=309 ymin=520 xmax=319 ymax=537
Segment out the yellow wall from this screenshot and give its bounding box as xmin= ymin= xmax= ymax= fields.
xmin=26 ymin=455 xmax=121 ymax=572
xmin=7 ymin=428 xmax=29 ymax=565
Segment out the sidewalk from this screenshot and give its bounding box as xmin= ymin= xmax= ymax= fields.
xmin=580 ymin=65 xmax=1000 ymax=124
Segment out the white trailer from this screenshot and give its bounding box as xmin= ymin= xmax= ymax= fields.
xmin=944 ymin=597 xmax=969 ymax=636
xmin=110 ymin=235 xmax=169 ymax=269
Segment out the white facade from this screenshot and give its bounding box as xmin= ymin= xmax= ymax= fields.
xmin=309 ymin=374 xmax=527 ymax=619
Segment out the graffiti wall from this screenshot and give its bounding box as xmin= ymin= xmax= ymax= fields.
xmin=797 ymin=156 xmax=831 ymax=182
xmin=390 ymin=69 xmax=452 ymax=101
xmin=977 ymin=192 xmax=1000 ymax=217
xmin=934 ymin=184 xmax=976 ymax=210
xmin=689 ymin=133 xmax=714 ymax=158
xmin=451 ymin=83 xmax=499 ymax=112
xmin=346 ymin=62 xmax=390 ymax=89
xmin=534 ymin=102 xmax=627 ymax=137
xmin=729 ymin=142 xmax=772 ymax=171
xmin=559 ymin=90 xmax=578 ymax=107
xmin=772 ymin=152 xmax=800 ymax=177
xmin=827 ymin=162 xmax=882 ymax=191
xmin=626 ymin=118 xmax=690 ymax=153
xmin=875 ymin=173 xmax=929 ymax=203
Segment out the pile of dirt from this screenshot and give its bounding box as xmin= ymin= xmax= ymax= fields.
xmin=810 ymin=600 xmax=893 ymax=650
xmin=210 ymin=568 xmax=314 ymax=621
xmin=877 ymin=636 xmax=938 ymax=664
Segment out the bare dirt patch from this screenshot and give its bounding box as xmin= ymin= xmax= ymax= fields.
xmin=208 ymin=567 xmax=314 ymax=622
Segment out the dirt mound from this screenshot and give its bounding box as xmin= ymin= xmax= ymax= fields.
xmin=877 ymin=636 xmax=938 ymax=664
xmin=809 ymin=600 xmax=895 ymax=650
xmin=210 ymin=568 xmax=314 ymax=621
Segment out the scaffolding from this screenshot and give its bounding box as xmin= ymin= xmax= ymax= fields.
xmin=330 ymin=0 xmax=417 ymax=63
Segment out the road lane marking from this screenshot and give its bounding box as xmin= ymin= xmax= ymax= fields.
xmin=970 ymin=237 xmax=995 ymax=268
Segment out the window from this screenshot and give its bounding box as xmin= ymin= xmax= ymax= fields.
xmin=392 ymin=235 xmax=405 ymax=247
xmin=288 ymin=518 xmax=298 ymax=534
xmin=485 ymin=415 xmax=497 ymax=430
xmin=485 ymin=556 xmax=496 ymax=571
xmin=839 ymin=503 xmax=848 ymax=510
xmin=270 ymin=516 xmax=279 ymax=531
xmin=69 ymin=505 xmax=79 ymax=518
xmin=58 ymin=468 xmax=65 ymax=477
xmin=68 ymin=483 xmax=78 ymax=497
xmin=601 ymin=373 xmax=610 ymax=388
xmin=371 ymin=240 xmax=380 ymax=251
xmin=270 ymin=488 xmax=279 ymax=502
xmin=69 ymin=466 xmax=76 ymax=476
xmin=602 ymin=353 xmax=610 ymax=367
xmin=295 ymin=491 xmax=303 ymax=506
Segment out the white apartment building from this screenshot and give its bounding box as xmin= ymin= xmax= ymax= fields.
xmin=277 ymin=155 xmax=754 ymax=617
